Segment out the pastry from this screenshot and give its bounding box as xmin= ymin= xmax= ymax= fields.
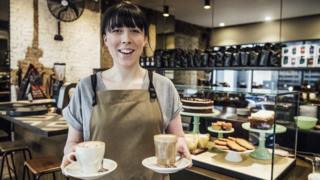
xmin=236 ymin=138 xmax=255 ymax=150
xmin=211 ymin=122 xmax=222 ymax=130
xmin=222 ymin=122 xmax=233 ymax=130
xmin=211 ymin=121 xmax=233 ymax=131
xmin=213 ymin=139 xmax=227 ymax=146
xmin=227 ymin=140 xmax=246 ymax=152
xmin=214 ymin=144 xmax=229 ymax=150
xmin=219 ymin=138 xmax=229 ymax=142
xmin=315 ymin=125 xmax=320 ymax=130
xmin=198 ymin=134 xmax=210 ymax=149
xmin=227 ymin=137 xmax=236 ymax=141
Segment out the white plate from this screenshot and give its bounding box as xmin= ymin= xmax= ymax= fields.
xmin=62 ymin=158 xmax=117 ymax=180
xmin=180 ymin=109 xmax=220 ymax=117
xmin=268 ymin=148 xmax=293 ymax=157
xmin=142 ymin=156 xmax=191 ymax=174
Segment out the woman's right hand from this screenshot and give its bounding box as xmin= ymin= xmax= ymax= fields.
xmin=61 ymin=126 xmax=83 ymax=169
xmin=60 ymin=142 xmax=78 ymax=169
xmin=61 ymin=153 xmax=74 ymax=169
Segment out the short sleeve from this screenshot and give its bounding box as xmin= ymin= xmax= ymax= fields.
xmin=168 ymin=81 xmax=183 ymax=120
xmin=62 ymin=83 xmax=83 ymax=131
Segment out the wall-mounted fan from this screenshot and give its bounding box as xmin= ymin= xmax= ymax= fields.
xmin=47 ymin=0 xmax=85 ymax=41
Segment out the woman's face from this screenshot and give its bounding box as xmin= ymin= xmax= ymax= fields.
xmin=104 ymin=26 xmax=147 ymax=68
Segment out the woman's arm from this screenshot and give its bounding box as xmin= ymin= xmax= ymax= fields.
xmin=167 ymin=114 xmax=191 ymax=160
xmin=61 ymin=126 xmax=83 ymax=168
xmin=167 ymin=113 xmax=184 ymax=137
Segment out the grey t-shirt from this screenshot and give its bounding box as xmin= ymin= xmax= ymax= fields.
xmin=62 ymin=71 xmax=182 ymax=141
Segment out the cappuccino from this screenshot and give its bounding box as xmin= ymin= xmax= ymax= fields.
xmin=68 ymin=141 xmax=105 ymax=174
xmin=154 ymin=134 xmax=177 ymax=167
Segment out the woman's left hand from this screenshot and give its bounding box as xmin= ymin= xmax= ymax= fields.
xmin=176 ymin=137 xmax=192 ymax=167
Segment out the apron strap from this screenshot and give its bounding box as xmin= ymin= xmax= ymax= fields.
xmin=148 ymin=70 xmax=157 ymax=99
xmin=91 ymin=73 xmax=97 ymax=106
xmin=91 ymin=71 xmax=157 ymax=106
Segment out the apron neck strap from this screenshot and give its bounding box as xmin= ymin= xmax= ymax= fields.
xmin=148 ymin=70 xmax=157 ymax=99
xmin=90 ymin=71 xmax=158 ymax=107
xmin=91 ymin=73 xmax=97 ymax=106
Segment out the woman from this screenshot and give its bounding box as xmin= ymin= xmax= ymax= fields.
xmin=61 ymin=1 xmax=190 ymax=179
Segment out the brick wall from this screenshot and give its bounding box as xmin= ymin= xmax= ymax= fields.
xmin=10 ymin=0 xmax=101 ymax=82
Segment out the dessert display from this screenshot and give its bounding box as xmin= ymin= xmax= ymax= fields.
xmin=211 ymin=121 xmax=233 ymax=131
xmin=181 ymin=98 xmax=214 ymax=113
xmin=213 ymin=137 xmax=255 ymax=152
xmin=248 ymin=110 xmax=275 ymax=130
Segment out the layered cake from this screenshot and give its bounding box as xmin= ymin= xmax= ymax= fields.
xmin=181 ymin=98 xmax=214 ymax=113
xmin=249 ymin=110 xmax=275 ymax=130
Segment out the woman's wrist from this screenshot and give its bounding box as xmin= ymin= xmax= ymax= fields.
xmin=64 ymin=141 xmax=78 ymax=155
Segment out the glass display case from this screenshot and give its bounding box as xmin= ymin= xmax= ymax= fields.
xmin=176 ymin=84 xmax=299 ymax=180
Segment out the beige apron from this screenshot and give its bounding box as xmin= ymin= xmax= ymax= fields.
xmin=89 ymin=71 xmax=168 ymax=180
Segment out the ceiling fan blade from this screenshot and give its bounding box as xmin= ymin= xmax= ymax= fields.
xmin=50 ymin=4 xmax=63 ymax=13
xmin=68 ymin=3 xmax=80 ymax=17
xmin=58 ymin=6 xmax=69 ymax=20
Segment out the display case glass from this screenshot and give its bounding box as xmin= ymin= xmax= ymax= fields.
xmin=176 ymin=84 xmax=299 ymax=180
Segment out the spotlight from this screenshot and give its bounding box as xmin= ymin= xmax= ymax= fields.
xmin=265 ymin=16 xmax=272 ymax=21
xmin=204 ymin=0 xmax=211 ymax=9
xmin=163 ymin=5 xmax=169 ymax=17
xmin=219 ymin=22 xmax=225 ymax=27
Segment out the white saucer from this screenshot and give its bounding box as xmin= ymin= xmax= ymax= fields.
xmin=142 ymin=156 xmax=191 ymax=174
xmin=62 ymin=158 xmax=117 ymax=180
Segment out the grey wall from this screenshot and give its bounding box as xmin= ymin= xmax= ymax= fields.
xmin=211 ymin=15 xmax=320 ymax=46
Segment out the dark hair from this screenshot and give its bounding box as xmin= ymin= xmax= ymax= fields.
xmin=101 ymin=1 xmax=148 ymax=37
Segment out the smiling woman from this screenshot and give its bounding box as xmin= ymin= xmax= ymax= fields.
xmin=61 ymin=1 xmax=191 ymax=180
xmin=101 ymin=2 xmax=148 ymax=68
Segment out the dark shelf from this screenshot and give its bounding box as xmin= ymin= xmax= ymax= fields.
xmin=0 ymin=91 xmax=10 ymax=95
xmin=144 ymin=67 xmax=320 ymax=71
xmin=0 ymin=67 xmax=10 ymax=72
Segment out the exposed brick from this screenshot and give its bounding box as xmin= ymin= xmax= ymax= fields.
xmin=10 ymin=0 xmax=101 ymax=83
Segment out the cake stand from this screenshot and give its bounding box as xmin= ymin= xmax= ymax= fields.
xmin=242 ymin=122 xmax=287 ymax=160
xmin=207 ymin=127 xmax=234 ymax=138
xmin=181 ymin=110 xmax=220 ymax=134
xmin=222 ymin=149 xmax=254 ymax=162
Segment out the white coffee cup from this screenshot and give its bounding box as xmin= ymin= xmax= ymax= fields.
xmin=67 ymin=141 xmax=105 ymax=174
xmin=308 ymin=173 xmax=320 ymax=180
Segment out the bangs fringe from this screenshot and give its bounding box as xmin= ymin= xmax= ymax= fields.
xmin=102 ymin=2 xmax=148 ymax=35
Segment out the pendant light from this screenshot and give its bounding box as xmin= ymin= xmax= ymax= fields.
xmin=204 ymin=0 xmax=211 ymax=9
xmin=163 ymin=5 xmax=169 ymax=17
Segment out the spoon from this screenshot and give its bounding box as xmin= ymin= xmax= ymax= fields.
xmin=98 ymin=160 xmax=109 ymax=173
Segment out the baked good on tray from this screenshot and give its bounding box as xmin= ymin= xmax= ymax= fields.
xmin=249 ymin=110 xmax=275 ymax=130
xmin=181 ymin=98 xmax=214 ymax=113
xmin=213 ymin=137 xmax=255 ymax=152
xmin=211 ymin=121 xmax=233 ymax=131
xmin=185 ymin=133 xmax=210 ymax=154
